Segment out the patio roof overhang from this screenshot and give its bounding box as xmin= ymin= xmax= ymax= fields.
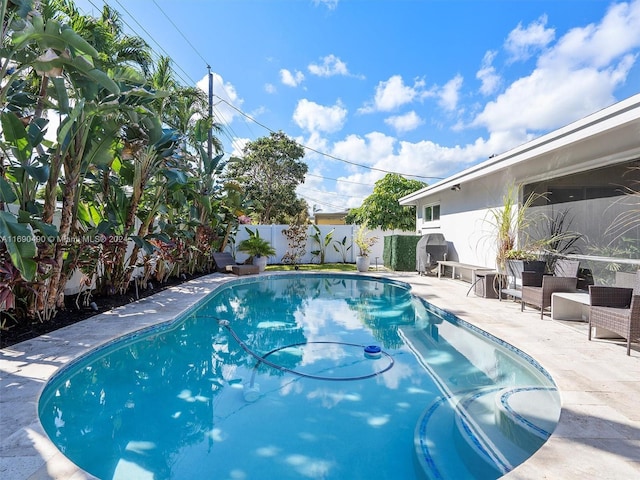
xmin=399 ymin=93 xmax=640 ymax=206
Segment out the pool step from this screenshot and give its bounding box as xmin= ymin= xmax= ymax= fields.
xmin=414 ymin=386 xmax=557 ymax=479
xmin=493 ymin=386 xmax=558 ymax=451
xmin=414 ymin=396 xmax=493 ymax=480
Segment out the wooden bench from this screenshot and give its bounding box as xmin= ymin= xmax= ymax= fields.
xmin=437 ymin=261 xmax=495 ymax=284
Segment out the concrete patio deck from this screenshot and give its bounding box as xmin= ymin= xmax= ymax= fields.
xmin=1 ymin=271 xmax=639 ymax=479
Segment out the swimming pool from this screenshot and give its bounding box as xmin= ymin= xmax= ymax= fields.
xmin=39 ymin=273 xmax=560 ymax=479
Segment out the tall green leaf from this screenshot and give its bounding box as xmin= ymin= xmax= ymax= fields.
xmin=0 ymin=211 xmax=37 ymax=281
xmin=1 ymin=111 xmax=31 ymax=163
xmin=0 ymin=177 xmax=18 ymax=203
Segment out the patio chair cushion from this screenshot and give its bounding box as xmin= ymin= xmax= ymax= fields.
xmin=521 ymin=260 xmax=580 ymax=319
xmin=521 ymin=275 xmax=578 ymax=318
xmin=213 ymin=252 xmax=258 ymax=275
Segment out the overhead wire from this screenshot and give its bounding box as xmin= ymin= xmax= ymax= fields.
xmin=216 ymin=96 xmax=443 ymax=180
xmin=78 ymin=0 xmax=442 ymax=189
xmin=298 ymin=193 xmax=351 ymax=211
xmin=144 ymin=0 xmax=263 ymax=153
xmin=138 ymin=0 xmax=252 ymax=154
xmin=298 ymin=185 xmax=364 ymax=200
xmin=305 ymin=173 xmax=374 ymax=187
xmin=85 ymin=0 xmax=249 ymax=157
xmin=150 ymin=0 xmax=210 ymax=68
xmin=77 ymin=1 xmax=372 ymax=199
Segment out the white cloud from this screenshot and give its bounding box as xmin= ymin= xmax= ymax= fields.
xmin=230 ymin=1 xmax=640 ymax=214
xmin=475 ymin=64 xmax=631 ymax=133
xmin=295 ymin=132 xmax=331 ymax=164
xmin=540 ymin=0 xmax=640 ymax=70
xmin=477 ymin=50 xmax=501 ymax=95
xmin=196 ymin=72 xmax=242 ymax=123
xmin=332 ymin=132 xmax=396 ymax=168
xmin=474 ymin=0 xmax=640 ymax=134
xmin=360 ymin=75 xmax=431 ymax=113
xmin=304 ymin=127 xmax=526 ymax=210
xmin=293 ymin=99 xmax=347 ymax=133
xmin=439 ymin=74 xmax=463 ymax=111
xmin=230 ymin=137 xmax=250 ymax=157
xmin=280 ymin=68 xmax=305 ymax=87
xmin=308 ymin=54 xmax=349 ymax=77
xmin=384 ymin=111 xmax=424 ymax=134
xmin=322 ymin=132 xmax=485 ymax=208
xmin=313 ymin=0 xmax=339 ymax=10
xmin=265 ymin=83 xmax=276 ymax=94
xmin=505 ymin=15 xmax=555 ymax=62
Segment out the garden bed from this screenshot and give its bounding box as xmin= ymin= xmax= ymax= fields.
xmin=0 ymin=273 xmax=205 ymax=349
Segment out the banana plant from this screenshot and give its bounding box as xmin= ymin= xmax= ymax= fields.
xmin=310 ymin=225 xmax=334 ymax=264
xmin=1 ymin=5 xmax=111 ymax=286
xmin=332 ymin=235 xmax=352 ymax=263
xmin=104 ymin=126 xmax=184 ymax=294
xmin=0 ymin=110 xmax=50 ymax=213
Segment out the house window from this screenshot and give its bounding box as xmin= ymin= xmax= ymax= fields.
xmin=423 ymin=204 xmax=440 ymax=222
xmin=523 ymin=159 xmax=639 ymax=206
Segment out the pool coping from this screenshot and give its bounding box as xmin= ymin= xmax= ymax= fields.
xmin=1 ymin=271 xmax=639 ymax=479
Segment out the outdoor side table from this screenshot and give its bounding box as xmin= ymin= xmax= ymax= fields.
xmin=551 ymin=292 xmax=590 ymax=321
xmin=473 ymin=271 xmax=499 ymax=299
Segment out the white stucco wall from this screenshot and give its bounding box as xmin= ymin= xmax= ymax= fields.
xmin=402 ymin=94 xmax=640 ymax=273
xmin=414 ymin=171 xmax=518 ymax=269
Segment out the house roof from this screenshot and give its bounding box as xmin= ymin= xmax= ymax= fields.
xmin=399 ymin=93 xmax=640 ymax=205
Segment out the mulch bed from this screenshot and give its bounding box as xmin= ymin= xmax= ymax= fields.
xmin=0 ymin=273 xmax=206 ymax=349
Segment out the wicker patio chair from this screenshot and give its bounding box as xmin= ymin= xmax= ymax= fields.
xmin=521 ymin=259 xmax=580 ymax=319
xmin=212 ymin=252 xmax=259 ymax=276
xmin=588 ymin=270 xmax=640 ymax=356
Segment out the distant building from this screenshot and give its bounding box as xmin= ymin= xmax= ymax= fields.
xmin=314 ymin=212 xmax=348 ymax=225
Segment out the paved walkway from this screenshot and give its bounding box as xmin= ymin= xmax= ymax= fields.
xmin=1 ymin=271 xmax=639 ymax=479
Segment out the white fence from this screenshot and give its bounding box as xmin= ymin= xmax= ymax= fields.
xmin=231 ymin=224 xmax=392 ymax=266
xmin=62 ymin=224 xmax=412 ymax=295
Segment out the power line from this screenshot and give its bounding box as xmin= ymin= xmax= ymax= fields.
xmin=151 ymin=0 xmax=209 ymax=68
xmin=85 ymin=0 xmax=249 ymax=157
xmin=305 ymin=172 xmax=373 ymax=186
xmin=127 ymin=0 xmax=259 ymax=155
xmin=68 ymin=2 xmax=363 ymax=212
xmin=298 ymin=193 xmax=351 ymax=211
xmin=298 ymin=186 xmax=363 ymax=200
xmin=109 ymin=0 xmax=196 ymax=86
xmin=216 ymin=96 xmax=443 ymax=181
xmin=82 ymin=1 xmax=443 ymax=183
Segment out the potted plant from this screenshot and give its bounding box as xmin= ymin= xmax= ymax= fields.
xmin=237 ymin=228 xmax=276 ymax=272
xmin=486 ymin=185 xmax=542 ymax=273
xmin=354 ymin=225 xmax=378 ymax=272
xmin=483 ymin=185 xmax=547 ymax=297
xmin=504 ymin=249 xmax=546 ymax=288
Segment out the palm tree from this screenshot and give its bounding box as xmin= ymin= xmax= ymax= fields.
xmin=55 ymin=0 xmax=152 ymax=75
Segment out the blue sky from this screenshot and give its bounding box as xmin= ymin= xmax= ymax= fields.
xmin=74 ymin=0 xmax=640 ymax=213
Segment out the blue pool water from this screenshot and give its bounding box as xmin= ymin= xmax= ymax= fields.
xmin=39 ymin=274 xmax=561 ymax=479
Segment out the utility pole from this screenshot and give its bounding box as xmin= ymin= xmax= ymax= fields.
xmin=207 ymin=65 xmax=213 ymax=162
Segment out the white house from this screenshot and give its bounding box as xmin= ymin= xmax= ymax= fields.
xmin=399 ymin=93 xmax=640 ymax=284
